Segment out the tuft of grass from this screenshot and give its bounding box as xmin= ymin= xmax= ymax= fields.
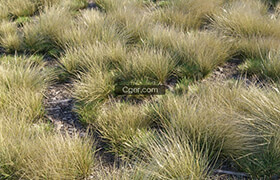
xmin=119 ymin=47 xmax=176 ymax=84
xmin=239 ymin=49 xmax=280 ymax=80
xmin=138 ymin=130 xmax=212 ymax=179
xmin=23 ymin=6 xmax=72 ymax=54
xmin=0 ymin=55 xmax=95 ymax=179
xmin=3 ymin=0 xmax=38 ymax=17
xmin=236 ymin=36 xmax=280 ymax=58
xmin=211 ymin=0 xmax=280 ymax=59
xmin=151 ymin=0 xmax=224 ymax=31
xmin=145 ymin=27 xmax=232 ymax=78
xmin=59 ymin=0 xmax=88 ymax=11
xmin=73 ymin=69 xmax=115 ymax=124
xmin=95 ymin=102 xmax=153 ymax=158
xmin=60 ymin=41 xmax=127 ymax=78
xmin=0 ymin=0 xmax=88 ymax=21
xmin=95 ymin=0 xmax=126 ymax=12
xmin=0 ymin=55 xmax=48 ymax=91
xmin=0 ymin=20 xmax=22 ymax=52
xmin=180 ymin=31 xmax=232 ymax=76
xmin=0 ymin=3 xmax=9 ymax=20
xmin=57 ymin=9 xmax=125 ymax=49
xmin=0 ymin=55 xmax=50 ymax=120
xmin=231 ymin=83 xmax=280 ymax=178
xmin=0 ymin=116 xmax=96 ymax=179
xmin=106 ymin=4 xmax=151 ymax=44
xmin=211 ymin=0 xmax=274 ymax=38
xmin=151 ymin=85 xmax=252 ymax=160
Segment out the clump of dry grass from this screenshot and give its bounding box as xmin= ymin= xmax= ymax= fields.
xmin=58 ymin=0 xmax=88 ymax=11
xmin=119 ymin=47 xmax=176 ymax=84
xmin=73 ymin=69 xmax=115 ymax=124
xmin=60 ymin=41 xmax=127 ymax=78
xmin=211 ymin=0 xmax=273 ymax=38
xmin=57 ymin=9 xmax=125 ymax=49
xmin=151 ymin=0 xmax=224 ymax=31
xmin=230 ymin=82 xmax=280 ymax=177
xmin=139 ymin=130 xmax=212 ymax=179
xmin=0 ymin=20 xmax=22 ymax=52
xmin=236 ymin=36 xmax=280 ymax=58
xmin=95 ymin=0 xmax=127 ymax=12
xmin=95 ymin=0 xmax=150 ymax=12
xmin=0 ymin=55 xmax=96 ymax=179
xmin=211 ymin=0 xmax=280 ymax=59
xmin=145 ymin=27 xmax=232 ymax=78
xmin=0 ymin=55 xmax=50 ymax=120
xmin=95 ymin=102 xmax=153 ymax=158
xmin=239 ymin=49 xmax=280 ymax=80
xmin=144 ymin=25 xmax=184 ymax=52
xmin=0 ymin=0 xmax=87 ymax=18
xmin=0 ymin=3 xmax=9 ymax=20
xmin=181 ymin=31 xmax=232 ymax=76
xmin=180 ymin=81 xmax=280 ymax=178
xmin=0 ymin=116 xmax=96 ymax=179
xmin=151 ymin=83 xmax=252 ymax=160
xmin=106 ymin=4 xmax=151 ymax=44
xmin=23 ymin=6 xmax=72 ymax=54
xmin=1 ymin=0 xmax=37 ymax=17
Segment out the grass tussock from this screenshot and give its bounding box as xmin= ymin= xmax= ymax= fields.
xmin=140 ymin=130 xmax=212 ymax=179
xmin=0 ymin=116 xmax=95 ymax=179
xmin=106 ymin=4 xmax=151 ymax=44
xmin=95 ymin=102 xmax=153 ymax=158
xmin=0 ymin=0 xmax=87 ymax=18
xmin=60 ymin=41 xmax=127 ymax=78
xmin=0 ymin=56 xmax=95 ymax=179
xmin=0 ymin=20 xmax=22 ymax=52
xmin=239 ymin=49 xmax=280 ymax=80
xmin=95 ymin=0 xmax=128 ymax=12
xmin=2 ymin=0 xmax=37 ymax=17
xmin=151 ymin=0 xmax=224 ymax=31
xmin=94 ymin=130 xmax=212 ymax=179
xmin=0 ymin=56 xmax=48 ymax=120
xmin=23 ymin=6 xmax=72 ymax=54
xmin=73 ymin=69 xmax=115 ymax=124
xmin=230 ymin=83 xmax=280 ymax=177
xmin=120 ymin=47 xmax=176 ymax=84
xmin=146 ymin=27 xmax=232 ymax=78
xmin=0 ymin=4 xmax=9 ymax=20
xmin=210 ymin=0 xmax=280 ymax=79
xmin=57 ymin=9 xmax=124 ymax=49
xmin=181 ymin=31 xmax=232 ymax=76
xmin=211 ymin=0 xmax=273 ymax=38
xmin=211 ymin=0 xmax=280 ymax=58
xmin=151 ymin=85 xmax=252 ymax=159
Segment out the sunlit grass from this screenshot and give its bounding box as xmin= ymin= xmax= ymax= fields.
xmin=73 ymin=69 xmax=115 ymax=124
xmin=2 ymin=0 xmax=280 ymax=179
xmin=119 ymin=47 xmax=176 ymax=84
xmin=0 ymin=20 xmax=22 ymax=52
xmin=151 ymin=0 xmax=224 ymax=31
xmin=23 ymin=6 xmax=72 ymax=54
xmin=145 ymin=27 xmax=232 ymax=78
xmin=0 ymin=56 xmax=95 ymax=179
xmin=60 ymin=41 xmax=127 ymax=78
xmin=95 ymin=102 xmax=153 ymax=159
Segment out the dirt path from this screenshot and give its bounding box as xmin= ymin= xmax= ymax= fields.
xmin=203 ymin=58 xmax=242 ymax=82
xmin=44 ymin=83 xmax=87 ymax=137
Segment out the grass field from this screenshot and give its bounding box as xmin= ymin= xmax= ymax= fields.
xmin=1 ymin=0 xmax=280 ymax=179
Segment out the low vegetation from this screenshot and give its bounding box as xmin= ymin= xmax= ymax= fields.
xmin=0 ymin=56 xmax=95 ymax=179
xmin=1 ymin=0 xmax=280 ymax=179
